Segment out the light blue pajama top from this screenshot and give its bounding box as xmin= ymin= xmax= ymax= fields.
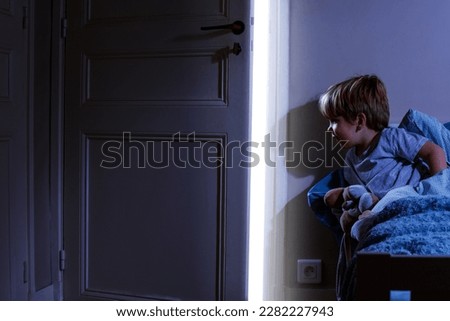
xmin=343 ymin=127 xmax=429 ymax=198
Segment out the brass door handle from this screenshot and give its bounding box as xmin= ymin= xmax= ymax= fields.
xmin=200 ymin=20 xmax=245 ymax=35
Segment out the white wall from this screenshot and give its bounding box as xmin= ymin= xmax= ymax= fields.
xmin=264 ymin=0 xmax=450 ymax=300
xmin=290 ymin=0 xmax=450 ymax=122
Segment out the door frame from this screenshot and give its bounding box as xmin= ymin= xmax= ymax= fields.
xmin=31 ymin=0 xmax=66 ymax=300
xmin=47 ymin=0 xmax=65 ymax=300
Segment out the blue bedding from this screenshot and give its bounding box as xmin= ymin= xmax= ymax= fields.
xmin=339 ymin=168 xmax=450 ymax=300
xmin=357 ymin=196 xmax=450 ymax=255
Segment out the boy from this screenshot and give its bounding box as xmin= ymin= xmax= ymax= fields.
xmin=319 ymin=75 xmax=447 ymax=232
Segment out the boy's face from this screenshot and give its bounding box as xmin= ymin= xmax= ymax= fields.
xmin=327 ymin=116 xmax=359 ymax=149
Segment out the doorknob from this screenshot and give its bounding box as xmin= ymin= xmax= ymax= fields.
xmin=200 ymin=20 xmax=245 ymax=35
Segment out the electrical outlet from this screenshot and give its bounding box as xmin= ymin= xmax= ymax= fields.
xmin=297 ymin=259 xmax=322 ymax=284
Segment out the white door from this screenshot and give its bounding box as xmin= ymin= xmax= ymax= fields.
xmin=63 ymin=0 xmax=251 ymax=300
xmin=0 ymin=0 xmax=29 ymax=300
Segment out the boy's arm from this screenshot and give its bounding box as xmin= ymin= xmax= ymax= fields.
xmin=417 ymin=141 xmax=447 ymax=175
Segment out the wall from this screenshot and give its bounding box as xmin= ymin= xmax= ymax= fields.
xmin=266 ymin=0 xmax=450 ymax=300
xmin=290 ymin=0 xmax=450 ymax=122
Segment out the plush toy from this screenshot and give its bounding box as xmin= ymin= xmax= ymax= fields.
xmin=324 ymin=185 xmax=379 ymax=233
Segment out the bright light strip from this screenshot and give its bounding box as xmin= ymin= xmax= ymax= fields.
xmin=248 ymin=0 xmax=270 ymax=301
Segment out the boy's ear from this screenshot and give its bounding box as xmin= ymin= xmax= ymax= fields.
xmin=356 ymin=113 xmax=367 ymax=129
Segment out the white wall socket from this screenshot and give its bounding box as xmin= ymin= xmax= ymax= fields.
xmin=297 ymin=259 xmax=322 ymax=284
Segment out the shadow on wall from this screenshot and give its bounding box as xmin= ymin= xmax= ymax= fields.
xmin=270 ymin=101 xmax=342 ymax=300
xmin=287 ymin=100 xmax=341 ymax=179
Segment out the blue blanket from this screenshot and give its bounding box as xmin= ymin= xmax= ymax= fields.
xmin=338 ymin=168 xmax=450 ymax=300
xmin=352 ymin=167 xmax=450 ymax=241
xmin=358 ymin=195 xmax=450 ymax=255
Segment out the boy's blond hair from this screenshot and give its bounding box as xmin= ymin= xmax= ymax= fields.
xmin=319 ymin=75 xmax=390 ymax=131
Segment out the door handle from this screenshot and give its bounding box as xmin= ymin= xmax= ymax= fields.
xmin=200 ymin=20 xmax=245 ymax=35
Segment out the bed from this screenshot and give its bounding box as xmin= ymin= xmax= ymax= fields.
xmin=307 ymin=109 xmax=450 ymax=300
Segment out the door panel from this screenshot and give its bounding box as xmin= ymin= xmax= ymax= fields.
xmin=0 ymin=0 xmax=29 ymax=300
xmin=83 ymin=135 xmax=225 ymax=300
xmin=64 ymin=0 xmax=251 ymax=300
xmin=87 ymin=0 xmax=226 ymax=20
xmin=85 ymin=51 xmax=227 ymax=105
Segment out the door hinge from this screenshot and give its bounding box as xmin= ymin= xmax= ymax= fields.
xmin=22 ymin=6 xmax=28 ymax=29
xmin=59 ymin=250 xmax=66 ymax=271
xmin=23 ymin=261 xmax=28 ymax=284
xmin=61 ymin=17 xmax=68 ymax=38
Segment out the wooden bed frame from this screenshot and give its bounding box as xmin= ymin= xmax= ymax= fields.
xmin=355 ymin=253 xmax=450 ymax=300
